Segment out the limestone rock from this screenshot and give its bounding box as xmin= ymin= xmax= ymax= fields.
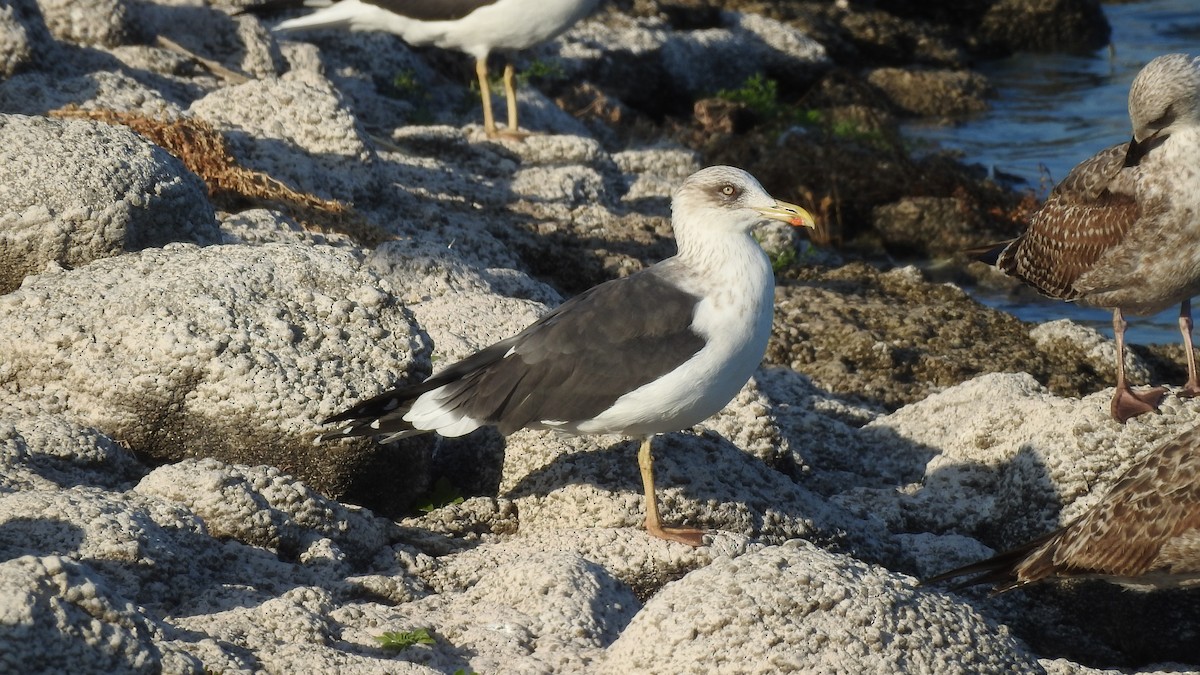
xmin=0 ymin=114 xmax=218 ymax=293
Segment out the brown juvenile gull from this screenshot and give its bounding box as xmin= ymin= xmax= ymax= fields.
xmin=272 ymin=0 xmax=602 ymax=137
xmin=987 ymin=53 xmax=1200 ymax=423
xmin=319 ymin=166 xmax=816 ymax=545
xmin=926 ymin=424 xmax=1200 ymax=593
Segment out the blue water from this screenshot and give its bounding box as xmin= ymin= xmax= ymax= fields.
xmin=905 ymin=0 xmax=1200 ymax=345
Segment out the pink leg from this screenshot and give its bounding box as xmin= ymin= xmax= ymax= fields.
xmin=1178 ymin=299 xmax=1200 ymax=398
xmin=1110 ymin=308 xmax=1166 ymax=423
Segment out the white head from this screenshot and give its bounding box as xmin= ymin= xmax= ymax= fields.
xmin=1128 ymin=54 xmax=1200 ymax=145
xmin=670 ymin=166 xmax=815 ymax=252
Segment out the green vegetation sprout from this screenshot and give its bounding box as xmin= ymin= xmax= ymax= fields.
xmin=417 ymin=476 xmax=466 ymax=513
xmin=375 ymin=627 xmax=436 ymax=651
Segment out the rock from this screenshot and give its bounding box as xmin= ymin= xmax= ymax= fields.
xmin=660 ymin=10 xmax=829 ymax=96
xmin=0 ymin=243 xmax=431 ymax=515
xmin=136 ymin=459 xmax=394 ymax=566
xmin=866 ymin=67 xmax=990 ymax=117
xmin=706 ymin=129 xmax=1022 ymax=249
xmin=0 ymin=4 xmax=34 ymax=79
xmin=767 ymin=263 xmax=1117 ymax=411
xmin=1028 ymin=319 xmax=1153 ymax=395
xmin=0 ymin=69 xmax=183 ymax=118
xmin=0 ymin=0 xmax=1193 ymax=671
xmin=0 ymin=555 xmax=201 ymax=674
xmin=36 ymin=0 xmax=130 ymax=48
xmin=872 ymin=196 xmax=980 ymax=255
xmin=835 ymin=7 xmax=967 ymax=67
xmin=861 ymin=372 xmax=1200 ymax=665
xmin=598 ymin=540 xmax=1042 ymax=674
xmin=0 ymin=114 xmax=219 ymax=293
xmin=0 ymin=416 xmax=146 ymax=492
xmin=189 ymin=75 xmax=379 ymax=203
xmin=132 ymin=3 xmax=285 ymax=80
xmin=546 ymin=10 xmax=828 ymax=117
xmin=978 ymin=0 xmax=1111 ymax=55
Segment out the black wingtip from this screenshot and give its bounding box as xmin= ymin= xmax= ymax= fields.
xmin=922 ymin=529 xmax=1062 ymax=595
xmin=963 ymin=240 xmax=1013 ymax=266
xmin=231 ymin=0 xmax=305 ymax=17
xmin=922 ymin=564 xmax=1019 ymax=595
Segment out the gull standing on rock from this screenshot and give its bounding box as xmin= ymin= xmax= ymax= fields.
xmin=319 ymin=166 xmax=816 ymax=545
xmin=272 ymin=0 xmax=602 ymax=137
xmin=988 ymin=53 xmax=1200 ymax=423
xmin=927 ymin=423 xmax=1200 ymax=592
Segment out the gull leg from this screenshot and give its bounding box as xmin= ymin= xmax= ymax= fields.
xmin=637 ymin=437 xmax=707 ymax=546
xmin=495 ymin=62 xmax=529 ymax=139
xmin=1178 ymin=298 xmax=1200 ymax=397
xmin=1110 ymin=307 xmax=1166 ymax=422
xmin=504 ymin=62 xmax=519 ymax=133
xmin=475 ymin=58 xmax=498 ymax=137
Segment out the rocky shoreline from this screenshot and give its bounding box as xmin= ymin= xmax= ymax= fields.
xmin=2 ymin=0 xmax=1198 ymax=672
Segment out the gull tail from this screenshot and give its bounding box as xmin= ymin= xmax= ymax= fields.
xmin=272 ymin=0 xmax=365 ymax=32
xmin=317 ymin=380 xmax=436 ymax=444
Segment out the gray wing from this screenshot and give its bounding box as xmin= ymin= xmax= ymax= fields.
xmin=324 ymin=269 xmax=706 ymax=438
xmin=366 ymin=0 xmax=498 ymax=21
xmin=438 ymin=269 xmax=706 ymax=434
xmin=996 ymin=143 xmax=1141 ymax=301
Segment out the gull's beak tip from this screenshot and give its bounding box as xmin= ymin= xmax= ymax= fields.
xmin=790 ymin=212 xmax=816 ymax=229
xmin=757 ymin=200 xmax=817 ymax=230
xmin=784 ymin=202 xmax=817 ymax=230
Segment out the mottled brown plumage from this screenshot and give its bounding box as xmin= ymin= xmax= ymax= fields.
xmin=992 ymin=54 xmax=1200 ymax=422
xmin=927 ymin=424 xmax=1200 ymax=592
xmin=997 ymin=145 xmax=1142 ymax=302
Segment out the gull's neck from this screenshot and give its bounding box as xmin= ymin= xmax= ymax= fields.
xmin=665 ymin=220 xmax=773 ymax=307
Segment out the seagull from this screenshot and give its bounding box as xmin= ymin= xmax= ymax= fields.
xmin=926 ymin=423 xmax=1200 ymax=593
xmin=319 ymin=166 xmax=816 ymax=545
xmin=986 ymin=53 xmax=1200 ymax=423
xmin=271 ymin=0 xmax=603 ymax=137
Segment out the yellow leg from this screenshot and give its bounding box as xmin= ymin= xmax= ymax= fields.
xmin=475 ymin=58 xmax=497 ymax=136
xmin=503 ymin=62 xmax=519 ymax=134
xmin=637 ymin=437 xmax=706 ymax=546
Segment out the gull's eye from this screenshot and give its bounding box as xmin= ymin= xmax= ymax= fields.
xmin=720 ymin=184 xmax=738 ymax=198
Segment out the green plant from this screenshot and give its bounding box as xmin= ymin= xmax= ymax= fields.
xmin=715 ymin=73 xmax=781 ymax=119
xmin=518 ymin=58 xmax=567 ymax=85
xmin=375 ymin=627 xmax=437 ymax=651
xmin=796 ymin=107 xmax=892 ymax=148
xmin=770 ymin=246 xmax=798 ymax=274
xmin=392 ymin=68 xmax=422 ymax=97
xmin=417 ymin=476 xmax=466 ymax=513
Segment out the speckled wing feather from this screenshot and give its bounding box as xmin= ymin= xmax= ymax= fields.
xmin=996 ymin=144 xmax=1141 ymax=301
xmin=1025 ymin=427 xmax=1200 ymax=582
xmin=927 ymin=425 xmax=1200 ymax=592
xmin=324 ymin=269 xmax=706 ymax=438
